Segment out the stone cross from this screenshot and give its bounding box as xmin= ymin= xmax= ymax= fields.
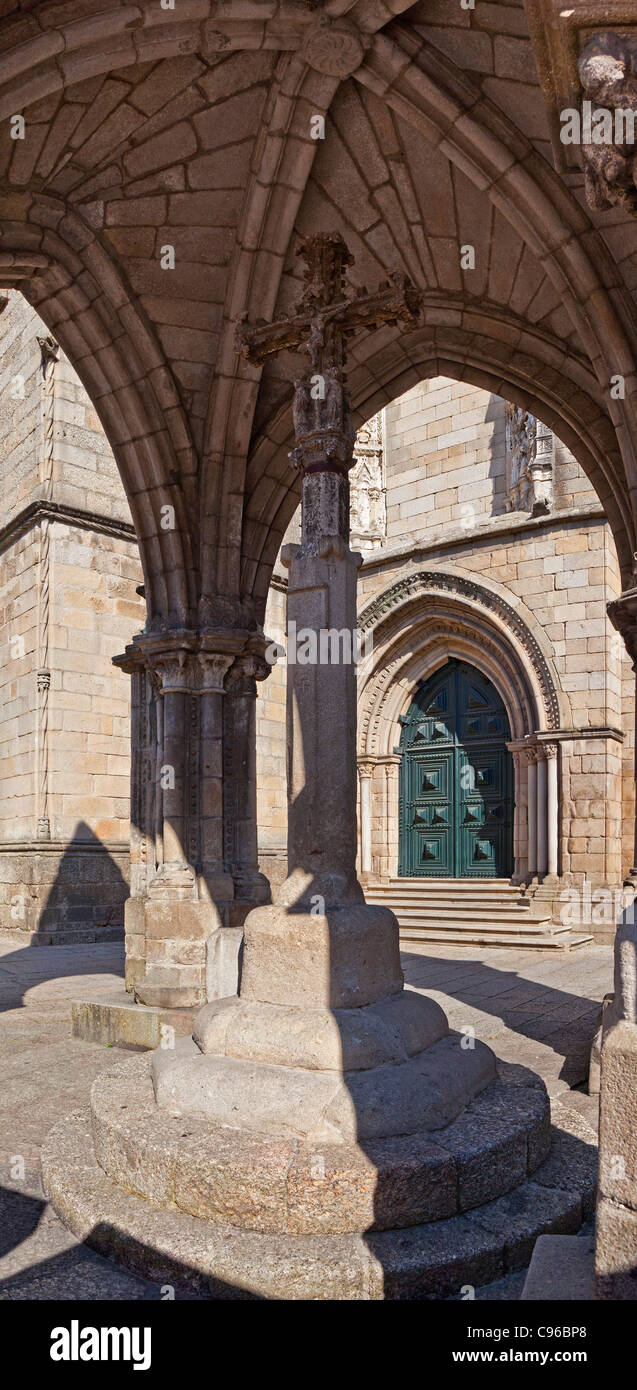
xmin=237 ymin=234 xmax=422 ymax=908
xmin=237 ymin=231 xmax=421 ymax=500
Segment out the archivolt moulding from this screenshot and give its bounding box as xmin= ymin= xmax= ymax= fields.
xmin=357 ymin=569 xmax=562 ymax=758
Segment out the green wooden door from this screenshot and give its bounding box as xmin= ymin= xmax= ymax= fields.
xmin=398 ymin=660 xmax=513 ymax=878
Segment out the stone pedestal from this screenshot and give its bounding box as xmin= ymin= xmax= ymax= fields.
xmin=43 ymin=462 xmax=563 ymax=1298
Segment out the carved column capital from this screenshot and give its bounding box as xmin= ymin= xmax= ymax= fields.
xmin=225 ymin=653 xmax=271 ymax=697
xmin=113 ymin=628 xmax=267 ymax=690
xmin=357 ymin=759 xmax=376 ymax=780
xmin=198 ymin=651 xmax=235 ymax=693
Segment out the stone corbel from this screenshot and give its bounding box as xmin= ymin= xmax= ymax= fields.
xmin=578 ymin=31 xmax=637 ymax=211
xmin=523 ymin=3 xmax=637 ymax=206
xmin=608 ymin=587 xmax=637 ymax=671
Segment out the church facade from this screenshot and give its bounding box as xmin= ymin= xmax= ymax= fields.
xmin=1 ymin=289 xmax=631 ymax=946
xmin=259 ymin=379 xmax=634 ymax=942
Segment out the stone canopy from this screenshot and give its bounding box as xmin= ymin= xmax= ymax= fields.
xmin=3 ymin=0 xmax=637 ymax=1303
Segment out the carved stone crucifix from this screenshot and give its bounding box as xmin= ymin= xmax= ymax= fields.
xmin=236 ymin=234 xmax=422 ymax=909
xmin=236 ymin=231 xmax=421 ymax=501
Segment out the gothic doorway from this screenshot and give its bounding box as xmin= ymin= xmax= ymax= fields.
xmin=398 ymin=659 xmax=514 ymax=878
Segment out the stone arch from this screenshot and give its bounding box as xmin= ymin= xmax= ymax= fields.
xmin=0 ymin=195 xmax=198 ymax=628
xmin=355 ymin=568 xmax=565 ymax=884
xmin=357 ymin=568 xmax=563 ymax=758
xmin=245 ymin=323 xmax=632 ymax=614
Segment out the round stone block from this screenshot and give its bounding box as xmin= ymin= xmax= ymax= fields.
xmin=192 ymin=989 xmax=448 ymax=1071
xmin=240 ymin=903 xmax=403 ymax=1009
xmin=152 ymin=1026 xmax=496 ymax=1142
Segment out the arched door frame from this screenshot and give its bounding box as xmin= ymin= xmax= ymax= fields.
xmin=356 ymin=570 xmax=564 ymax=885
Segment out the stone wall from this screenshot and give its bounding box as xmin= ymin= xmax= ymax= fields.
xmin=0 ymin=291 xmax=144 ymax=941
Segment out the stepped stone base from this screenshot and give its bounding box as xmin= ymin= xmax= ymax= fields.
xmin=41 ymin=1054 xmax=598 ymax=1300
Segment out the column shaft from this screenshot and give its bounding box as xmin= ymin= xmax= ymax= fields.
xmin=537 ymin=754 xmax=548 ymax=878
xmin=547 ymin=752 xmax=559 ymax=878
xmin=161 ymin=689 xmax=187 ymax=868
xmin=359 ymin=768 xmax=373 ymax=874
xmin=223 ymin=657 xmax=270 ymax=916
xmin=527 ymin=756 xmax=538 ymax=878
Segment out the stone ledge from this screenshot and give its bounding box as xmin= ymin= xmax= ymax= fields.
xmin=10 ymin=926 xmax=124 ymax=946
xmin=151 ymin=1030 xmax=497 ymax=1143
xmin=521 ymin=1233 xmax=595 ymax=1300
xmin=71 ymin=992 xmax=195 ymax=1051
xmin=193 ymin=988 xmax=448 ymax=1071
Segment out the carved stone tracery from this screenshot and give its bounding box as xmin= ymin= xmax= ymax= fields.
xmin=350 ymin=411 xmax=386 ymax=552
xmin=505 ymin=403 xmax=554 ymax=516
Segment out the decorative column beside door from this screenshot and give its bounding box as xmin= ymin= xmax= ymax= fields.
xmin=357 ymin=760 xmax=375 ymax=875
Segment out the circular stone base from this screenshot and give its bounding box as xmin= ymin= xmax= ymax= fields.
xmin=42 ymin=1097 xmax=591 ymax=1300
xmin=151 ymin=1029 xmax=498 ymax=1144
xmin=90 ymin=1055 xmax=550 ymax=1234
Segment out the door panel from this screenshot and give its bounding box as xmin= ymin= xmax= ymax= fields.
xmin=401 ymin=751 xmax=454 ymax=876
xmin=457 ymin=747 xmax=511 ymax=878
xmin=398 ymin=660 xmax=513 ymax=879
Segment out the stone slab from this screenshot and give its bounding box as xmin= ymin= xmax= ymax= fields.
xmin=71 ymin=991 xmax=195 ymax=1050
xmin=521 ymin=1233 xmax=595 ymax=1300
xmin=205 ymin=926 xmax=243 ymax=1001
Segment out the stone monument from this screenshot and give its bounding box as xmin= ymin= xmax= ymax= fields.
xmin=42 ymin=237 xmax=582 ymax=1299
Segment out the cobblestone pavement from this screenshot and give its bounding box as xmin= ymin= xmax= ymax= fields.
xmin=0 ymin=932 xmax=613 ymax=1301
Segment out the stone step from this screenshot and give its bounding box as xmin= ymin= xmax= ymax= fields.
xmin=399 ymin=928 xmax=593 ymax=950
xmin=367 ymin=892 xmax=533 ymax=907
xmin=41 ymin=1083 xmax=597 ymax=1300
xmin=377 ymin=880 xmax=523 ymax=893
xmin=395 ymin=916 xmax=568 ymax=934
xmin=367 ymin=884 xmax=535 ymax=898
xmin=368 ymin=905 xmax=552 ymax=923
xmin=87 ymin=1054 xmax=551 ymax=1235
xmin=386 ymin=878 xmax=516 ymax=885
xmin=363 ymin=879 xmax=580 ymax=948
